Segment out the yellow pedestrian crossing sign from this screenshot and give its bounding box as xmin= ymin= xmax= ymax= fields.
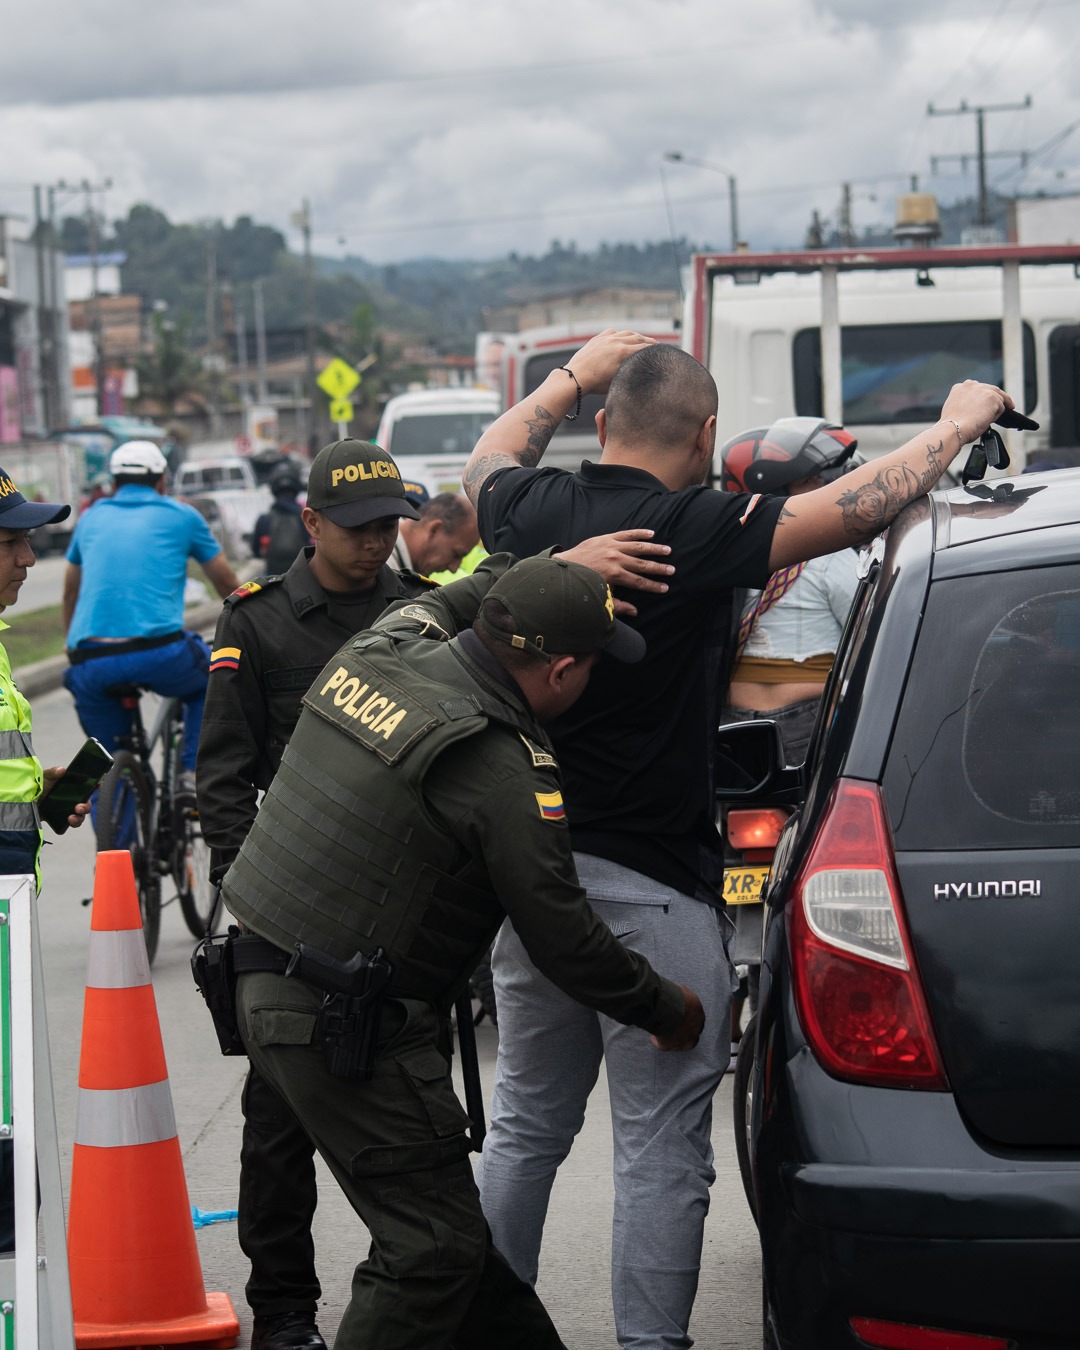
xmin=317 ymin=358 xmax=361 ymax=400
xmin=329 ymin=398 xmax=355 ymax=424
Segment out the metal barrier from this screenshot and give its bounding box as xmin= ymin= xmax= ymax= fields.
xmin=0 ymin=875 xmax=74 ymax=1350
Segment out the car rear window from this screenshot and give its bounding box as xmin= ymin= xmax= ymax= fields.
xmin=884 ymin=563 xmax=1080 ymax=850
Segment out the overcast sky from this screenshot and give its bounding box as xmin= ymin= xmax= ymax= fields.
xmin=3 ymin=0 xmax=1079 ymax=264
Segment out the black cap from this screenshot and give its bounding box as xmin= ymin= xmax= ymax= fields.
xmin=0 ymin=469 xmax=70 ymax=530
xmin=482 ymin=556 xmax=645 ymax=664
xmin=305 ymin=439 xmax=420 ymax=527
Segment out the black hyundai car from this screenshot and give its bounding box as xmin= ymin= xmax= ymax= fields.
xmin=721 ymin=469 xmax=1080 ymax=1349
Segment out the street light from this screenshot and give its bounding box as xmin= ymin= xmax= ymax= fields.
xmin=664 ymin=151 xmax=740 ymax=252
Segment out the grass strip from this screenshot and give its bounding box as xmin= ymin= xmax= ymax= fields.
xmin=2 ymin=605 xmax=66 ymax=669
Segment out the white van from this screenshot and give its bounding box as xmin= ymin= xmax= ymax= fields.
xmin=375 ymin=388 xmax=500 ymax=498
xmin=173 ymin=454 xmax=259 ymax=496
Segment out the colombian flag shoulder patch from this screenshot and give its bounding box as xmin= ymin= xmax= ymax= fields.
xmin=230 ymin=580 xmax=263 ymax=601
xmin=210 ymin=646 xmax=241 ymax=673
xmin=535 ymin=790 xmax=566 ymax=823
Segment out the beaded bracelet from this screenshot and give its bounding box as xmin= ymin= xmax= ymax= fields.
xmin=558 ymin=366 xmax=583 ymax=421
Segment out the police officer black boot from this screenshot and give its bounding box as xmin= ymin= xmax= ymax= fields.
xmin=250 ymin=1312 xmax=327 ymax=1350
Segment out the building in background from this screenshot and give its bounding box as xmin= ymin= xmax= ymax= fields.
xmin=482 ymin=285 xmax=680 ymax=334
xmin=0 ymin=215 xmax=71 ymax=441
xmin=64 ymin=252 xmax=141 ymax=422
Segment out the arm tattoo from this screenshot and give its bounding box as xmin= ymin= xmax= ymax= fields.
xmin=523 ymin=403 xmax=559 ymax=462
xmin=462 ymin=403 xmax=560 ymax=506
xmin=836 ymin=464 xmax=922 ymax=538
xmin=776 ymin=502 xmax=797 ymax=524
xmin=918 ymin=438 xmax=946 ymax=491
xmin=832 ymin=436 xmax=953 ymax=541
xmin=463 ymin=451 xmax=519 ymax=505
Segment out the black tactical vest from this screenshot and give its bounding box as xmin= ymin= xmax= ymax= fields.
xmin=223 ymin=632 xmax=545 ymax=1006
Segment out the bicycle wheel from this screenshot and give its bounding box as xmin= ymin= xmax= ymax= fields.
xmin=96 ymin=750 xmax=161 ymax=964
xmin=174 ymin=802 xmax=220 ymax=938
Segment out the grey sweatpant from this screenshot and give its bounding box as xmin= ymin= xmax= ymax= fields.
xmin=478 ymin=854 xmax=737 ymax=1350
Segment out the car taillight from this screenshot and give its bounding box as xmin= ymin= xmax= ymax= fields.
xmin=726 ymin=807 xmax=788 ymax=854
xmin=851 ymin=1316 xmax=1012 ymax=1349
xmin=789 ymin=779 xmax=947 ymax=1090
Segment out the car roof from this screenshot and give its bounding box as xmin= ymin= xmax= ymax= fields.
xmin=932 ymin=467 xmax=1080 ymax=551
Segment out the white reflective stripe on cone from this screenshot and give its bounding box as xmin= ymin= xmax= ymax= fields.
xmin=86 ymin=928 xmax=152 ymax=988
xmin=75 ymin=1080 xmax=177 ymax=1147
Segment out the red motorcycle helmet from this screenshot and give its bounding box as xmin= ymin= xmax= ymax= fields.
xmin=718 ymin=417 xmax=858 ymax=495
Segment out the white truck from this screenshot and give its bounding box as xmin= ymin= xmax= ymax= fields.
xmin=375 ymin=387 xmax=500 ymax=499
xmin=682 ymin=243 xmax=1080 ymax=470
xmin=499 ymin=319 xmax=681 ymax=472
xmin=2 ymin=439 xmax=87 ymax=554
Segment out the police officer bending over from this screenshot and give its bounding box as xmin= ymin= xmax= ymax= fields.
xmin=221 ymin=556 xmax=705 ymax=1350
xmin=198 ymin=438 xmax=676 ymax=1350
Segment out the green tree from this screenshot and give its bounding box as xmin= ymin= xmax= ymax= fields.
xmin=136 ymin=313 xmax=203 ymax=414
xmin=333 ymin=303 xmax=425 ymax=438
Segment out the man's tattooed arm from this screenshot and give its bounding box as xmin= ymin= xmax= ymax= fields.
xmin=773 ymin=436 xmax=950 ymax=547
xmin=462 ymin=403 xmax=559 ymax=506
xmin=832 ymin=436 xmax=949 ymax=539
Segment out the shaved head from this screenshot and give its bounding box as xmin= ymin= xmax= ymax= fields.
xmin=603 ymin=345 xmax=718 ymax=453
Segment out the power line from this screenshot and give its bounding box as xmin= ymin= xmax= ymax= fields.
xmin=928 ymin=97 xmax=1033 ymax=223
xmin=993 ymin=114 xmax=1080 ymax=184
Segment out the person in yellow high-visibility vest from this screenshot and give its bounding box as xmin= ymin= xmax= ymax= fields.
xmin=0 ymin=467 xmax=93 ymax=1251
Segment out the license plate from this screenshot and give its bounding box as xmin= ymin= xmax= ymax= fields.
xmin=723 ymin=866 xmax=770 ymax=905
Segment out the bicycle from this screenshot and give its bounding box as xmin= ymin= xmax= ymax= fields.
xmin=93 ymin=684 xmax=219 ymax=964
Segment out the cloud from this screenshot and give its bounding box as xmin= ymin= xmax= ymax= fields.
xmin=2 ymin=0 xmax=1078 ymax=262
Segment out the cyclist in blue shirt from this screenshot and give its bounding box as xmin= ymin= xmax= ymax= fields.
xmin=62 ymin=441 xmax=240 ymax=798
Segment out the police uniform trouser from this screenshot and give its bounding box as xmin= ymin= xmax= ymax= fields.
xmin=238 ymin=1066 xmax=321 ymax=1316
xmin=236 ymin=970 xmax=566 ymax=1350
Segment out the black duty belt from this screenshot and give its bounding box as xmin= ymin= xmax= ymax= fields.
xmin=67 ymin=631 xmax=186 ymax=664
xmin=232 ymin=933 xmax=292 ymax=975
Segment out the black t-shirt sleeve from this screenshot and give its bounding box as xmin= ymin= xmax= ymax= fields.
xmin=476 ymin=466 xmax=543 ymax=553
xmin=657 ymin=487 xmax=784 ymax=593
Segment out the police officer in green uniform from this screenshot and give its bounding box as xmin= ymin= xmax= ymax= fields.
xmin=197 ymin=440 xmax=678 ymax=1350
xmin=221 ymin=555 xmax=705 ymax=1350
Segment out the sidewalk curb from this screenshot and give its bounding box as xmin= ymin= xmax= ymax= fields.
xmin=14 ymin=598 xmax=228 ymax=701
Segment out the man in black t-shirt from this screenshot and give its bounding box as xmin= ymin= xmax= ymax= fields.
xmin=463 ymin=330 xmax=1010 ymax=1350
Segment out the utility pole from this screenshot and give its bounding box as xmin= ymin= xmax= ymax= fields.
xmin=235 ymin=300 xmax=251 ymax=412
xmin=838 ymin=183 xmax=855 ymax=247
xmin=663 ymin=152 xmax=740 ymax=252
xmin=85 ymin=197 xmax=106 ymax=416
xmin=253 ymin=278 xmax=269 ymax=405
xmin=205 ymin=238 xmax=221 ymax=437
xmin=32 ymin=186 xmax=54 ymax=432
xmin=928 ymin=97 xmax=1032 ymax=227
xmin=291 ymin=200 xmax=318 ymax=453
xmin=46 ymin=178 xmax=111 ymax=420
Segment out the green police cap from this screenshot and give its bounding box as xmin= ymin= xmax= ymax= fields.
xmin=481 ymin=556 xmax=645 ymax=664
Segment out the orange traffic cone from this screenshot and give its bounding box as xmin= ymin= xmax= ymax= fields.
xmin=68 ymin=851 xmax=239 ymax=1348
